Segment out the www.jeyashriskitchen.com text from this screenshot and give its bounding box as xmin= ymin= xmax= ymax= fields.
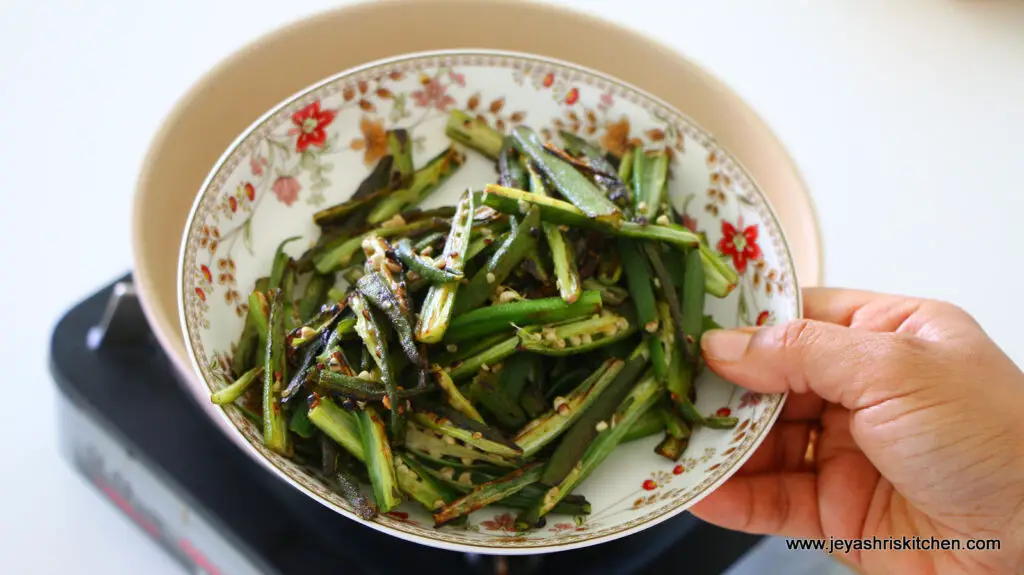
xmin=786 ymin=536 xmax=1001 ymax=555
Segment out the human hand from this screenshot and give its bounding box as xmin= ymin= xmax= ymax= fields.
xmin=690 ymin=288 xmax=1024 ymax=574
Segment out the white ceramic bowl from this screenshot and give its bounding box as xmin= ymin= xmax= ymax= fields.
xmin=178 ymin=49 xmax=800 ymax=553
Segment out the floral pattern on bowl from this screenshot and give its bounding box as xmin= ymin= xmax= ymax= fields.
xmin=179 ymin=50 xmax=800 ymax=553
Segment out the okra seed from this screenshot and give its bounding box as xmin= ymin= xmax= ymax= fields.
xmin=595 ymin=420 xmax=608 ymax=432
xmin=517 ymin=200 xmax=530 ymax=214
xmin=481 ymin=363 xmax=491 ymax=372
xmin=446 ymin=344 xmax=458 ymax=353
xmin=558 ymin=225 xmax=569 ymax=232
xmin=568 ymin=335 xmax=582 ymax=347
xmin=420 ymin=246 xmax=434 ymax=257
xmin=644 ymin=321 xmax=659 ymax=333
xmin=554 ymin=339 xmax=567 ymax=350
xmin=580 ymin=333 xmax=593 ymax=345
xmin=299 ymin=326 xmax=317 ymax=340
xmin=655 ymin=214 xmax=671 ymax=225
xmin=637 ymin=201 xmax=648 ymax=213
xmin=382 ymin=395 xmax=392 ymax=409
xmin=458 ymin=472 xmax=475 ymax=486
xmin=486 ymin=272 xmax=496 ymax=284
xmin=653 ymin=277 xmax=661 ymax=288
xmin=442 ymin=435 xmax=458 ymax=445
xmin=440 ymin=467 xmax=456 ymax=479
xmin=471 ymin=431 xmax=483 ymax=440
xmin=433 ymin=499 xmax=445 ymax=509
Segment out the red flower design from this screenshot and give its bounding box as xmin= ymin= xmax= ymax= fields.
xmin=681 ymin=213 xmax=698 ymax=233
xmin=716 ymin=218 xmax=761 ymax=274
xmin=249 ymin=155 xmax=267 ymax=176
xmin=272 ymin=176 xmax=301 ymax=206
xmin=199 ymin=265 xmax=212 ymax=283
xmin=228 ymin=196 xmax=238 ymax=212
xmin=564 ymin=87 xmax=580 ymax=105
xmin=194 ymin=287 xmax=206 ymax=301
xmin=642 ymin=479 xmax=657 ymax=491
xmin=672 ymin=465 xmax=685 ymax=475
xmin=542 ymin=73 xmax=555 ymax=88
xmin=243 ymin=182 xmax=255 ymax=201
xmin=756 ymin=310 xmax=771 ymax=326
xmin=480 ymin=512 xmax=516 ymax=532
xmin=716 ymin=407 xmax=732 ymax=418
xmin=739 ymin=391 xmax=763 ymax=408
xmin=447 ymin=70 xmax=466 ymax=87
xmin=412 ymin=77 xmax=456 ymax=111
xmin=290 ymin=101 xmax=336 ymax=152
xmin=384 ymin=511 xmax=418 ymax=525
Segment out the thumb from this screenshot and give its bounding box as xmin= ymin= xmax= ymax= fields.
xmin=701 ymin=320 xmax=932 ymax=412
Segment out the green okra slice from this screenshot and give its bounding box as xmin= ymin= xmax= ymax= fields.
xmin=453 ymin=206 xmax=541 ymax=314
xmin=311 ymin=155 xmax=395 ymax=230
xmin=433 ymin=462 xmax=544 ymax=526
xmin=681 ymin=248 xmax=707 ymax=361
xmin=394 ymin=452 xmax=461 ymax=512
xmin=316 ymin=370 xmax=429 ymax=403
xmin=582 ymin=278 xmax=629 ymax=306
xmin=367 ymin=147 xmax=466 ymax=225
xmin=269 ymin=236 xmax=302 ymax=289
xmin=431 ymin=365 xmax=485 ymax=424
xmin=511 ymin=126 xmax=621 ymax=225
xmin=393 ymin=238 xmax=463 ymax=283
xmin=556 ymin=130 xmax=631 ymax=206
xmin=634 ymin=150 xmax=669 ymax=220
xmin=512 ymin=357 xmax=626 ymax=458
xmin=654 ymin=434 xmax=689 ymax=461
xmin=699 ymin=244 xmax=738 ymax=298
xmin=357 ymin=407 xmax=402 ymax=513
xmin=621 ymin=408 xmax=665 ymax=443
xmin=618 ymin=238 xmax=659 ymax=334
xmin=443 ymin=291 xmax=602 ymax=343
xmin=313 ymin=217 xmax=449 ymax=274
xmin=481 ymin=185 xmax=699 ymax=248
xmin=466 ymin=369 xmax=527 ymax=430
xmin=415 ymin=189 xmax=475 ymax=343
xmin=516 ymin=310 xmax=637 ymax=356
xmin=286 ymin=302 xmax=344 ymax=350
xmin=262 ymin=289 xmax=292 ymax=456
xmin=410 ymin=402 xmax=523 ymax=459
xmin=445 ymin=109 xmax=504 ymax=160
xmin=308 ymin=396 xmax=365 ymax=462
xmin=514 ymin=372 xmax=663 ymax=529
xmin=541 ymin=347 xmax=650 ymax=485
xmin=405 ymin=421 xmax=517 ymax=469
xmin=521 ymin=156 xmax=581 ymax=303
xmin=446 ymin=334 xmax=520 ymax=381
xmin=498 ymin=137 xmax=528 ymax=189
xmin=211 ymin=366 xmax=263 ymax=405
xmin=231 ymin=278 xmax=269 ymax=376
xmin=298 ymin=272 xmax=334 ymax=322
xmin=349 ymin=291 xmax=405 ymax=444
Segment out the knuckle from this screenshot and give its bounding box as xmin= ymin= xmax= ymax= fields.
xmin=875 ymin=332 xmax=929 ymax=375
xmin=775 ymin=319 xmax=819 ymax=353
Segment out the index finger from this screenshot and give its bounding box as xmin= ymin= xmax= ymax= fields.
xmin=802 ymin=287 xmax=925 ymax=332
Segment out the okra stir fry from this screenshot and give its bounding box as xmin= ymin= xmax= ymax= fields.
xmin=212 ymin=112 xmax=741 ymax=531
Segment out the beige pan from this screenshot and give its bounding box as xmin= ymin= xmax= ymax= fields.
xmin=133 ymin=0 xmax=822 ymax=411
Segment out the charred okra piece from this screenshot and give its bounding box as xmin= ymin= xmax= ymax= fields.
xmin=349 ymin=291 xmax=405 ymax=444
xmin=368 ymin=147 xmax=466 ymax=224
xmin=498 ymin=137 xmax=528 ymax=189
xmin=357 ymin=271 xmax=424 ymax=373
xmin=316 ymin=370 xmax=428 ymax=402
xmin=308 ymin=396 xmax=365 ymax=462
xmin=557 ymin=130 xmax=631 ymax=206
xmin=262 ymin=289 xmax=292 ymax=456
xmin=453 ymin=206 xmax=541 ymax=314
xmin=431 ymin=366 xmax=485 ymax=424
xmin=445 ymin=109 xmax=504 ymax=160
xmin=311 ymin=155 xmax=395 ymax=229
xmin=269 ymin=236 xmax=302 ymax=288
xmin=618 ymin=239 xmax=659 ymax=333
xmin=281 ymin=323 xmax=333 ymax=402
xmin=411 ymin=403 xmax=523 ymax=458
xmin=286 ymin=302 xmax=344 ymax=350
xmin=643 ymin=243 xmax=691 ymax=363
xmin=336 ymin=468 xmax=378 ymax=520
xmin=511 ymin=126 xmax=622 ymax=226
xmin=393 ymin=238 xmax=463 ymax=283
xmin=542 ymin=348 xmax=650 ymax=485
xmin=211 ymin=366 xmax=263 ymax=405
xmin=388 ymin=129 xmax=414 ymax=185
xmin=522 ymin=157 xmax=581 ymax=303
xmin=443 ymin=291 xmax=602 ymax=343
xmin=655 ymin=434 xmax=689 ymax=461
xmin=514 ymin=372 xmax=662 ymax=529
xmin=433 ymin=463 xmax=544 ymax=526
xmin=513 ymin=357 xmax=627 ymax=458
xmin=357 ymin=407 xmax=402 ymax=513
xmin=415 ymin=190 xmax=475 ymax=343
xmin=517 ymin=311 xmax=636 ymax=356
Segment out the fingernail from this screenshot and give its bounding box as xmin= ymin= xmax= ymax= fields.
xmin=701 ymin=329 xmax=752 ymax=362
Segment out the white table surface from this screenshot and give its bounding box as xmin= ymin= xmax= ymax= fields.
xmin=1 ymin=1 xmax=1021 ymax=573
